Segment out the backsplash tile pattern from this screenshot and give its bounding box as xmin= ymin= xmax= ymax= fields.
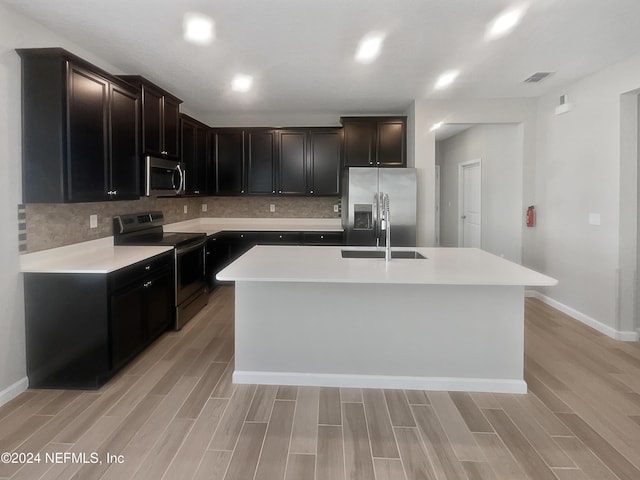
xmin=201 ymin=196 xmax=339 ymax=219
xmin=23 ymin=196 xmax=340 ymax=253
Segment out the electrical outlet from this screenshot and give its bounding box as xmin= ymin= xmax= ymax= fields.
xmin=333 ymin=204 xmax=339 ymax=213
xmin=183 ymin=205 xmax=188 ymax=214
xmin=201 ymin=203 xmax=208 ymax=212
xmin=89 ymin=214 xmax=98 ymax=229
xmin=269 ymin=204 xmax=276 ymax=213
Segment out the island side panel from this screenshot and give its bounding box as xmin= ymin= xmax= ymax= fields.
xmin=233 ymin=281 xmax=526 ymax=393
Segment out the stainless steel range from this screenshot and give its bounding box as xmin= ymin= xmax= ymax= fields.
xmin=113 ymin=211 xmax=208 ymax=329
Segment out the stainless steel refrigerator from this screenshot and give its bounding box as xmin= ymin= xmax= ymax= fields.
xmin=342 ymin=167 xmax=417 ymax=246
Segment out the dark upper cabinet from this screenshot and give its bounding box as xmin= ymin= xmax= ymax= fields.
xmin=118 ymin=75 xmax=182 ymax=158
xmin=342 ymin=121 xmax=373 ymax=167
xmin=246 ymin=130 xmax=277 ymax=195
xmin=18 ymin=48 xmax=140 ymax=203
xmin=211 ymin=127 xmax=342 ymax=197
xmin=180 ymin=114 xmax=210 ymax=195
xmin=213 ymin=129 xmax=245 ymax=195
xmin=277 ymin=128 xmax=341 ymax=195
xmin=308 ymin=129 xmax=341 ymax=195
xmin=341 ymin=116 xmax=406 ymax=167
xmin=278 ymin=130 xmax=307 ymax=194
xmin=109 ymin=84 xmax=141 ymax=199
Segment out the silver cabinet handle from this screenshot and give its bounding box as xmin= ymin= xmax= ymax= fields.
xmin=143 ymin=281 xmax=152 ymax=288
xmin=145 ymin=265 xmax=150 ymax=270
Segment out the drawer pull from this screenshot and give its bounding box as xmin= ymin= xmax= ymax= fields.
xmin=145 ymin=265 xmax=151 ymax=271
xmin=143 ymin=281 xmax=153 ymax=288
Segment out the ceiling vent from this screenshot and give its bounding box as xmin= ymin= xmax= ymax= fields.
xmin=523 ymin=72 xmax=554 ymax=83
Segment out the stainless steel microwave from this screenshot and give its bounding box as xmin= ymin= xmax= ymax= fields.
xmin=145 ymin=156 xmax=185 ymax=196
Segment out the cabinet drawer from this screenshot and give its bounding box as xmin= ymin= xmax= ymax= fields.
xmin=302 ymin=232 xmax=344 ymax=245
xmin=110 ymin=251 xmax=173 ymax=288
xmin=258 ymin=231 xmax=302 ymax=245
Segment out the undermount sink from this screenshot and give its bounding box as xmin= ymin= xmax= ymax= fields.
xmin=341 ymin=250 xmax=426 ymax=259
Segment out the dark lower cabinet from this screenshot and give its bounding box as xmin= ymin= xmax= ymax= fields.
xmin=23 ymin=251 xmax=174 ymax=389
xmin=110 ymin=253 xmax=173 ymax=370
xmin=205 ymin=230 xmax=344 ymax=289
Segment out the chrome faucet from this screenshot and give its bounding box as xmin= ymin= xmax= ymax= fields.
xmin=381 ymin=193 xmax=391 ymax=261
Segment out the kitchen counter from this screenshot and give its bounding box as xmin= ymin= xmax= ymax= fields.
xmin=19 ymin=217 xmax=342 ymax=273
xmin=216 ymin=245 xmax=557 ymax=286
xmin=20 ymin=237 xmax=173 ymax=274
xmin=221 ymin=245 xmax=557 ymax=394
xmin=165 ymin=217 xmax=343 ymax=236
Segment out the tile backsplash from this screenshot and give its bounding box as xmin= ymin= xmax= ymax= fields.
xmin=23 ymin=196 xmax=340 ymax=253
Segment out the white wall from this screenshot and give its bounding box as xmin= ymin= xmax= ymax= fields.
xmin=533 ymin=54 xmax=640 ymax=337
xmin=0 ymin=3 xmax=125 ymax=403
xmin=412 ymin=54 xmax=640 ymax=339
xmin=410 ymin=98 xmax=538 ymax=249
xmin=436 ymin=124 xmax=523 ymax=263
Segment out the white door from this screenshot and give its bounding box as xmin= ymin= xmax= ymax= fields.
xmin=458 ymin=160 xmax=481 ymax=248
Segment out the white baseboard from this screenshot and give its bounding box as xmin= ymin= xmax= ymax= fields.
xmin=233 ymin=371 xmax=527 ymax=394
xmin=0 ymin=377 xmax=29 ymax=408
xmin=528 ymin=291 xmax=639 ymax=342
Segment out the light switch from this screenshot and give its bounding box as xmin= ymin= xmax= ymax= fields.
xmin=269 ymin=204 xmax=276 ymax=213
xmin=588 ymin=213 xmax=601 ymax=225
xmin=89 ymin=214 xmax=98 ymax=228
xmin=202 ymin=203 xmax=208 ymax=212
xmin=183 ymin=205 xmax=188 ymax=214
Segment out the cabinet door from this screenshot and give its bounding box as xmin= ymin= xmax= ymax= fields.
xmin=214 ymin=130 xmax=245 ymax=194
xmin=246 ymin=130 xmax=276 ymax=194
xmin=309 ymin=130 xmax=341 ymax=195
xmin=206 ymin=235 xmax=231 ymax=289
xmin=181 ymin=118 xmax=197 ymax=193
xmin=376 ymin=119 xmax=406 ymax=167
xmin=342 ymin=121 xmax=373 ymax=167
xmin=110 ymin=282 xmax=145 ymax=370
xmin=145 ymin=268 xmax=174 ymax=340
xmin=142 ymin=86 xmax=163 ymax=155
xmin=163 ymin=97 xmax=181 ymax=157
xmin=67 ymin=64 xmax=109 ymax=201
xmin=196 ymin=127 xmax=210 ymax=194
xmin=109 ymin=83 xmax=140 ymax=199
xmin=278 ymin=130 xmax=307 ymax=194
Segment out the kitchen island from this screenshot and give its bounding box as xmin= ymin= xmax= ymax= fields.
xmin=217 ymin=245 xmax=557 ymax=394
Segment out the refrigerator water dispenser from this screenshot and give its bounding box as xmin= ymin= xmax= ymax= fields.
xmin=354 ymin=204 xmax=373 ymax=230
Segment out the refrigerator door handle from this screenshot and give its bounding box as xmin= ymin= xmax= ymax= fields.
xmin=373 ymin=192 xmax=379 ymax=246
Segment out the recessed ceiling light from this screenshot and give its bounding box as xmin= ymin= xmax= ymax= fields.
xmin=485 ymin=3 xmax=528 ymax=40
xmin=355 ymin=32 xmax=385 ymax=64
xmin=434 ymin=70 xmax=459 ymax=90
xmin=183 ymin=12 xmax=215 ymax=46
xmin=231 ymin=74 xmax=253 ymax=92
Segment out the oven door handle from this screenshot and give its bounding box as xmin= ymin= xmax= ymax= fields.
xmin=173 ymin=164 xmax=185 ymax=195
xmin=175 ymin=240 xmax=206 ymax=256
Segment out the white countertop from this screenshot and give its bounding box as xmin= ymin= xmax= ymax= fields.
xmin=20 ymin=237 xmax=174 ymax=274
xmin=19 ymin=218 xmax=342 ymax=274
xmin=164 ymin=217 xmax=343 ymax=236
xmin=216 ymin=245 xmax=558 ymax=286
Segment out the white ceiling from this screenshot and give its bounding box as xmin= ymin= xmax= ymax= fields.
xmin=4 ymin=0 xmax=640 ymax=119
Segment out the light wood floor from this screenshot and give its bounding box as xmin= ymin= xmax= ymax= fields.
xmin=1 ymin=286 xmax=640 ymax=480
